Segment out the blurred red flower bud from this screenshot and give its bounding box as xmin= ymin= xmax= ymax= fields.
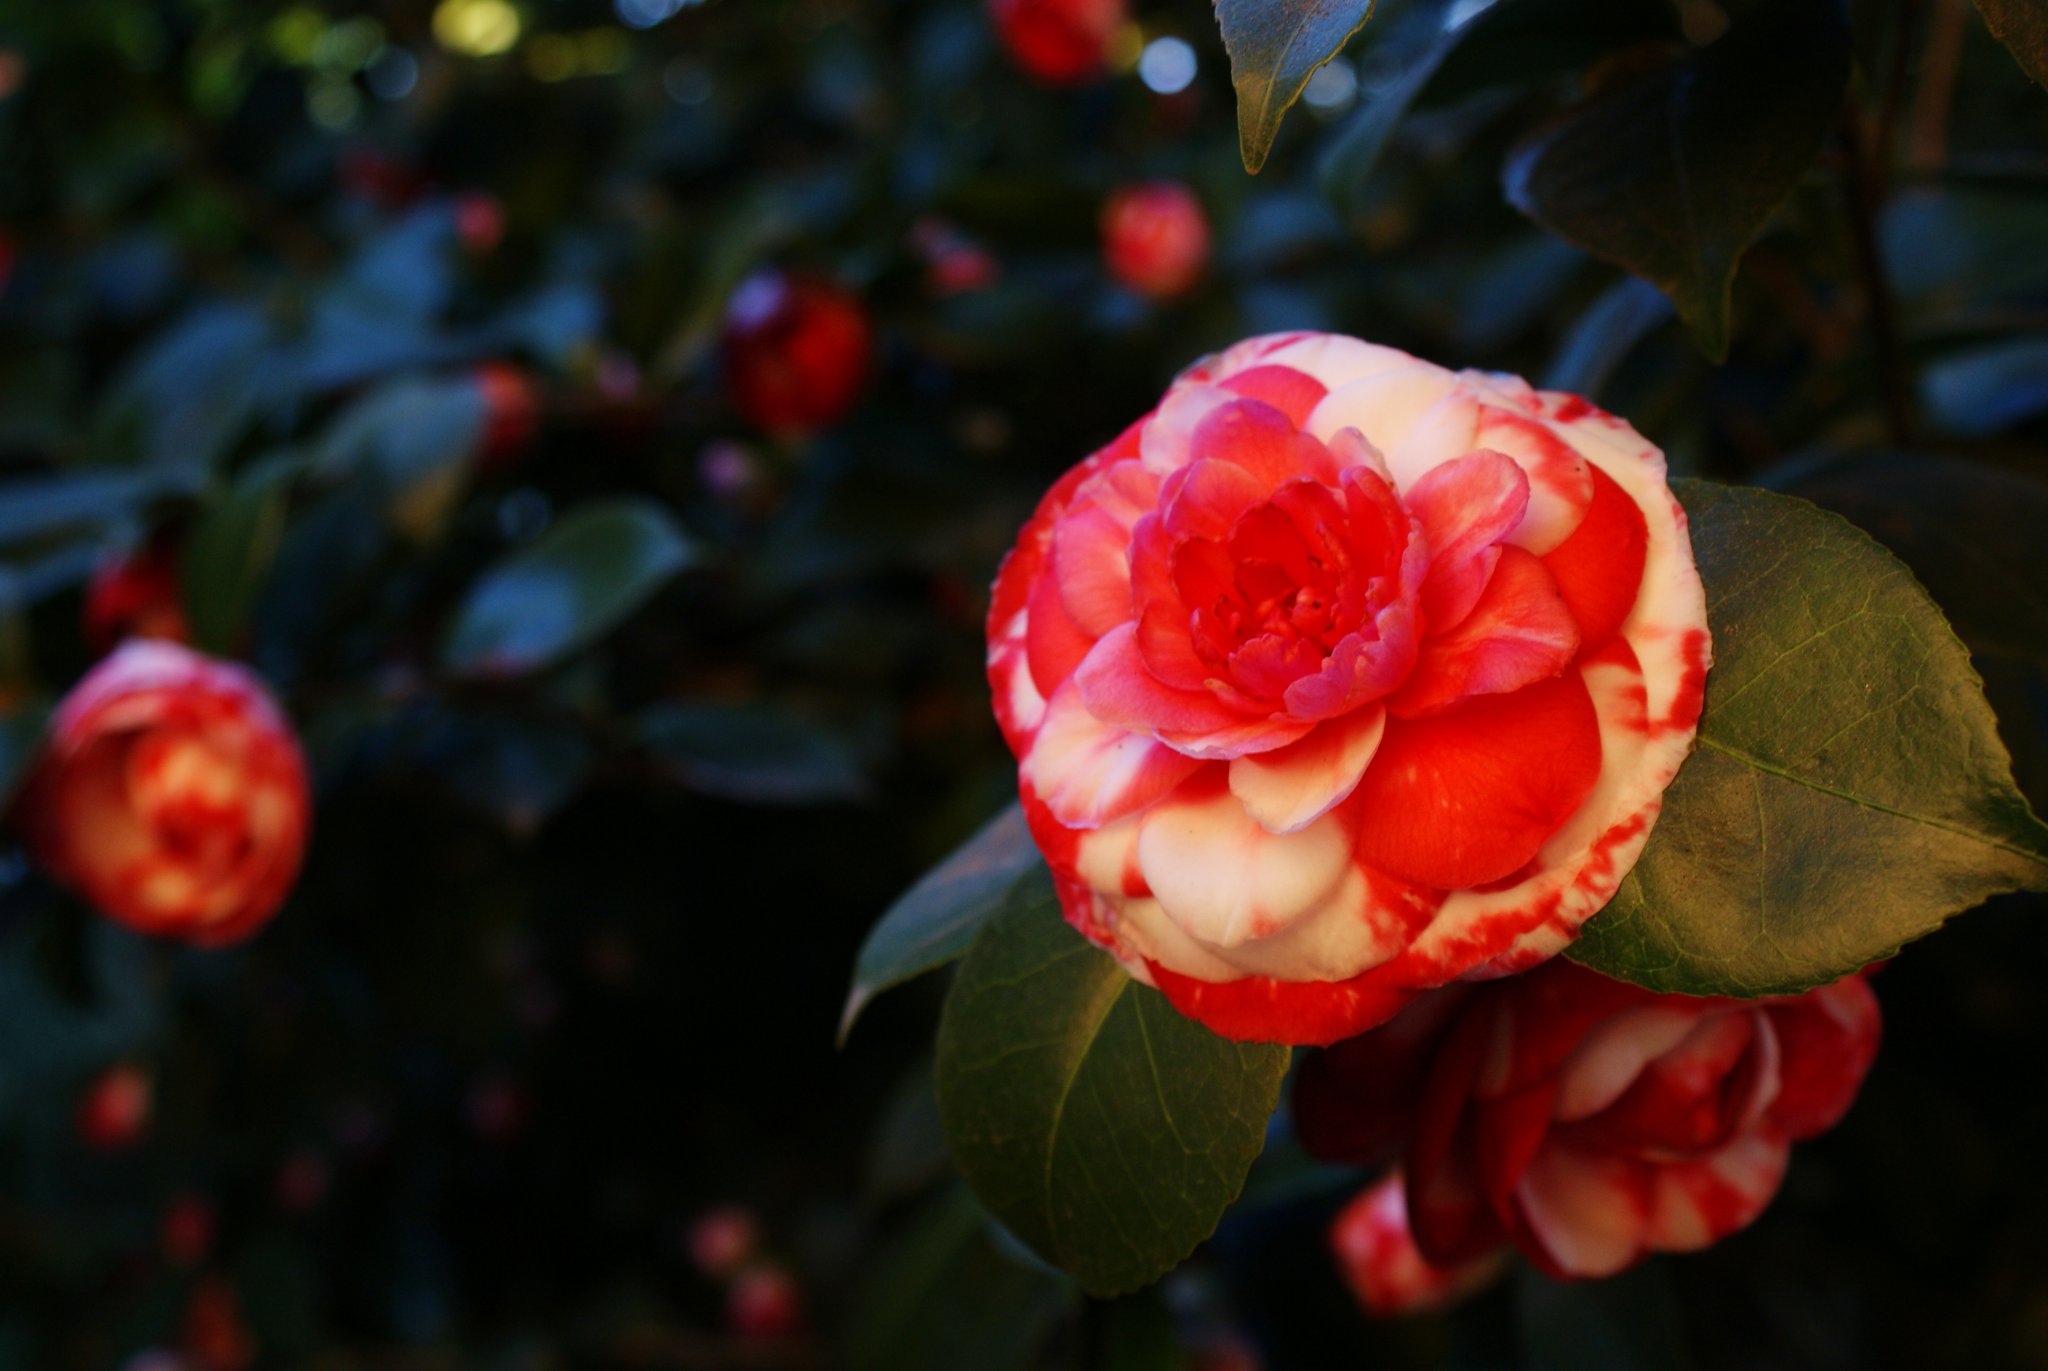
xmin=27 ymin=642 xmax=310 ymax=945
xmin=84 ymin=535 xmax=190 ymax=654
xmin=274 ymin=1151 xmax=329 ymax=1213
xmin=339 ymin=149 xmax=425 ymax=209
xmin=180 ymin=1276 xmax=255 ymax=1371
xmin=471 ymin=362 xmax=540 ymax=473
xmin=160 ymin=1193 xmax=216 ymax=1268
xmin=687 ymin=1204 xmax=760 ymax=1279
xmin=77 ymin=1062 xmax=152 ymax=1152
xmin=721 ymin=272 xmax=873 ymax=436
xmin=1101 ymin=181 xmax=1210 ymax=299
xmin=910 ymin=217 xmax=999 ymax=296
xmin=988 ymin=0 xmax=1126 ymax=85
xmin=453 ymin=192 xmax=506 ymax=255
xmin=726 ymin=1263 xmax=804 ymax=1339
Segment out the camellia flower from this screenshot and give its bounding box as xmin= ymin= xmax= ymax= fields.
xmin=1331 ymin=1173 xmax=1504 ymax=1317
xmin=471 ymin=361 xmax=540 ymax=474
xmin=1102 ymin=181 xmax=1211 ymax=299
xmin=26 ymin=640 xmax=310 ymax=945
xmin=988 ymin=0 xmax=1126 ymax=85
xmin=1298 ymin=961 xmax=1882 ymax=1298
xmin=84 ymin=534 xmax=189 ymax=653
xmin=720 ymin=271 xmax=874 ymax=436
xmin=986 ymin=332 xmax=1710 ymax=1043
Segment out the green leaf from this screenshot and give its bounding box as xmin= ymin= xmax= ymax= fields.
xmin=1502 ymin=0 xmax=1850 ymax=362
xmin=935 ymin=872 xmax=1290 ymax=1296
xmin=314 ymin=375 xmax=489 ymax=542
xmin=844 ymin=1184 xmax=1076 ymax=1371
xmin=639 ymin=701 xmax=868 ymax=807
xmin=841 ymin=803 xmax=1038 ymax=1042
xmin=1217 ymin=0 xmax=1378 ymax=174
xmin=439 ymin=498 xmax=696 ymax=679
xmin=1976 ymin=0 xmax=2048 ymax=87
xmin=182 ymin=453 xmax=301 ymax=656
xmin=1092 ymin=1290 xmax=1189 ymax=1371
xmin=1569 ymin=480 xmax=2048 ymax=996
xmin=0 ymin=700 xmax=49 ymax=813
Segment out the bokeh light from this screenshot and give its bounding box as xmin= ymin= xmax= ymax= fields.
xmin=433 ymin=0 xmax=522 ymax=57
xmin=1137 ymin=37 xmax=1196 ymax=96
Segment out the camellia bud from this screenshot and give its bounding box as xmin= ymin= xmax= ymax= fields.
xmin=1101 ymin=181 xmax=1211 ymax=299
xmin=726 ymin=1263 xmax=804 ymax=1339
xmin=720 ymin=271 xmax=873 ymax=436
xmin=27 ymin=641 xmax=311 ymax=946
xmin=161 ymin=1192 xmax=216 ymax=1268
xmin=77 ymin=1062 xmax=153 ymax=1152
xmin=471 ymin=362 xmax=540 ymax=473
xmin=988 ymin=0 xmax=1127 ymax=85
xmin=452 ymin=191 xmax=506 ymax=255
xmin=687 ymin=1204 xmax=761 ymax=1280
xmin=84 ymin=535 xmax=189 ymax=654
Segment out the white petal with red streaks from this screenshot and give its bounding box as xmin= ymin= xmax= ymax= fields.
xmin=1229 ymin=706 xmax=1386 ymax=834
xmin=1514 ymin=1143 xmax=1651 ymax=1279
xmin=1641 ymin=1127 xmax=1790 ymax=1253
xmin=1022 ymin=680 xmax=1205 ymax=828
xmin=1554 ymin=1002 xmax=1716 ymax=1122
xmin=1136 ymin=779 xmax=1355 ymax=949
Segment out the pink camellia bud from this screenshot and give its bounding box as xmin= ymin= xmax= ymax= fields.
xmin=77 ymin=1062 xmax=153 ymax=1152
xmin=726 ymin=1263 xmax=804 ymax=1339
xmin=471 ymin=362 xmax=540 ymax=473
xmin=84 ymin=536 xmax=190 ymax=654
xmin=687 ymin=1204 xmax=761 ymax=1279
xmin=26 ymin=641 xmax=310 ymax=946
xmin=720 ymin=271 xmax=873 ymax=436
xmin=1101 ymin=181 xmax=1211 ymax=299
xmin=988 ymin=0 xmax=1127 ymax=85
xmin=453 ymin=191 xmax=506 ymax=255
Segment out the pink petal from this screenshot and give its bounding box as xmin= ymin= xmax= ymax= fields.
xmin=1075 ymin=623 xmax=1250 ymax=740
xmin=1389 ymin=548 xmax=1580 ymax=718
xmin=1331 ymin=1174 xmax=1506 ymax=1318
xmin=1160 ymin=458 xmax=1267 ymax=542
xmin=1222 ymin=364 xmax=1328 ymax=427
xmin=1228 ymin=705 xmax=1386 ymax=834
xmin=1404 ymin=450 xmax=1530 ymax=633
xmin=1052 ymin=504 xmax=1136 ymax=637
xmin=1188 ymin=397 xmax=1315 ymax=487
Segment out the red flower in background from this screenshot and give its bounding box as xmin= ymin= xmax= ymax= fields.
xmin=987 ymin=332 xmax=1709 ymax=1044
xmin=989 ymin=0 xmax=1126 ymax=85
xmin=26 ymin=641 xmax=310 ymax=945
xmin=76 ymin=1062 xmax=153 ymax=1151
xmin=1300 ymin=961 xmax=1882 ymax=1303
xmin=471 ymin=361 xmax=540 ymax=473
xmin=84 ymin=534 xmax=189 ymax=653
xmin=1331 ymin=1174 xmax=1505 ymax=1316
xmin=720 ymin=271 xmax=873 ymax=436
xmin=1102 ymin=181 xmax=1210 ymax=299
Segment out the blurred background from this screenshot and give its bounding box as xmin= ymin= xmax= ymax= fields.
xmin=0 ymin=0 xmax=2047 ymax=1366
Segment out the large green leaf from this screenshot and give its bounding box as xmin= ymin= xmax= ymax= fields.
xmin=1217 ymin=0 xmax=1378 ymax=174
xmin=639 ymin=701 xmax=868 ymax=808
xmin=841 ymin=803 xmax=1038 ymax=1041
xmin=1569 ymin=480 xmax=2048 ymax=996
xmin=1502 ymin=0 xmax=1850 ymax=362
xmin=182 ymin=453 xmax=300 ymax=655
xmin=935 ymin=872 xmax=1290 ymax=1296
xmin=1977 ymin=0 xmax=2048 ymax=86
xmin=439 ymin=498 xmax=696 ymax=679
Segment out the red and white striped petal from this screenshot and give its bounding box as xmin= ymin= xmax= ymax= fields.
xmin=1332 ymin=1174 xmax=1506 ymax=1318
xmin=1023 ymin=680 xmax=1206 ymax=828
xmin=1228 ymin=706 xmax=1385 ymax=834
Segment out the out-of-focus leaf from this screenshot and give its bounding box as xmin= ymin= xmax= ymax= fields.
xmin=841 ymin=804 xmax=1037 ymax=1040
xmin=1093 ymin=1290 xmax=1187 ymax=1371
xmin=314 ymin=375 xmax=488 ymax=541
xmin=863 ymin=1057 xmax=950 ymax=1205
xmin=436 ymin=715 xmax=594 ymax=835
xmin=1570 ymin=480 xmax=2048 ymax=995
xmin=845 ymin=1184 xmax=1075 ymax=1371
xmin=1881 ymin=187 xmax=2048 ymax=320
xmin=439 ymin=498 xmax=696 ymax=679
xmin=1518 ymin=1261 xmax=1690 ymax=1371
xmin=1976 ymin=0 xmax=2048 ymax=87
xmin=96 ymin=302 xmax=277 ymax=472
xmin=0 ymin=470 xmax=189 ymax=549
xmin=1316 ymin=0 xmax=1464 ymax=216
xmin=1503 ymin=0 xmax=1851 ymax=361
xmin=1217 ymin=0 xmax=1379 ymax=174
xmin=1543 ymin=275 xmax=1673 ymax=397
xmin=935 ymin=871 xmax=1290 ymax=1296
xmin=639 ymin=701 xmax=867 ymax=806
xmin=1766 ymin=451 xmax=2048 ymax=810
xmin=182 ymin=453 xmax=301 ymax=656
xmin=0 ymin=701 xmax=49 ymax=813
xmin=1920 ymin=337 xmax=2048 ymax=436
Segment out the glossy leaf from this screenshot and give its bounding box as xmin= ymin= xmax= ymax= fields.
xmin=640 ymin=701 xmax=868 ymax=807
xmin=1920 ymin=338 xmax=2048 ymax=437
xmin=440 ymin=498 xmax=696 ymax=679
xmin=1570 ymin=480 xmax=2048 ymax=995
xmin=1503 ymin=0 xmax=1851 ymax=361
xmin=1217 ymin=0 xmax=1378 ymax=174
xmin=314 ymin=375 xmax=488 ymax=541
xmin=841 ymin=804 xmax=1037 ymax=1040
xmin=1977 ymin=0 xmax=2048 ymax=87
xmin=936 ymin=872 xmax=1290 ymax=1296
xmin=182 ymin=453 xmax=300 ymax=655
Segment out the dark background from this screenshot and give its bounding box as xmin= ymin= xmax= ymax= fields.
xmin=0 ymin=0 xmax=2046 ymax=1366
